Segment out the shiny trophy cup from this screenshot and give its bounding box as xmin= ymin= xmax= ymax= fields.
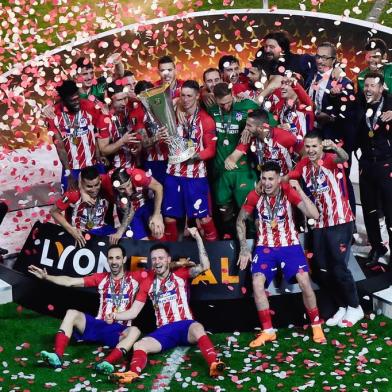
xmin=138 ymin=84 xmax=195 ymax=164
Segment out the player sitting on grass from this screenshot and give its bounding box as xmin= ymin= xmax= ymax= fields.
xmin=105 ymin=227 xmax=225 ymax=384
xmin=28 ymin=244 xmax=142 ymax=375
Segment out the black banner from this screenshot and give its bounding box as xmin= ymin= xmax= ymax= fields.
xmin=15 ymin=222 xmax=251 ymax=301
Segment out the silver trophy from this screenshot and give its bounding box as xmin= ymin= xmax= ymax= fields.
xmin=138 ymin=83 xmax=195 ymax=164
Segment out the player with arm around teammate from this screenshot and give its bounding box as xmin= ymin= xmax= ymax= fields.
xmin=106 ymin=227 xmax=225 ymax=384
xmin=28 ymin=244 xmax=142 ymax=374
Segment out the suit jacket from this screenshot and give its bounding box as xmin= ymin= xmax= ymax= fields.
xmin=307 ymin=70 xmax=357 ymax=152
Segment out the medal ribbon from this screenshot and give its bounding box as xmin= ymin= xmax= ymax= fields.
xmin=184 ymin=107 xmax=199 ymax=139
xmin=62 ymin=110 xmax=81 ymax=139
xmin=109 ymin=275 xmax=127 ymax=311
xmin=152 ymin=272 xmax=172 ymax=309
xmin=263 ymin=189 xmax=282 ymax=226
xmin=365 ymin=97 xmax=384 ymax=132
xmin=310 ymin=165 xmax=322 ymax=195
xmin=86 ymin=197 xmax=100 ymax=228
xmin=113 ymin=108 xmax=129 ymax=137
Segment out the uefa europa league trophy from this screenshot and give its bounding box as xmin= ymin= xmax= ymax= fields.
xmin=138 ymin=84 xmax=195 ymax=164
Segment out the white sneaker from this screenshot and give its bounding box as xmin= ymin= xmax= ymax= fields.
xmin=326 ymin=307 xmax=346 ymax=326
xmin=338 ymin=305 xmax=364 ymax=328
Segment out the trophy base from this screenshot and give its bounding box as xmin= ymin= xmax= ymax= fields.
xmin=168 ymin=147 xmax=196 ymax=164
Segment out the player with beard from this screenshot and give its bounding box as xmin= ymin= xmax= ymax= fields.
xmin=28 ymin=244 xmax=142 ymax=374
xmin=218 ymin=55 xmax=251 ymax=97
xmin=154 ymin=56 xmax=184 ymax=100
xmin=120 ymin=70 xmax=138 ymax=99
xmin=237 ymin=109 xmax=301 ymax=176
xmin=133 ymin=80 xmax=170 ymax=187
xmin=106 ymin=227 xmax=225 ymax=384
xmin=207 ymin=82 xmax=259 ymax=239
xmin=46 ymin=80 xmax=108 ymax=191
xmin=237 ymin=161 xmax=325 ymax=346
xmin=200 ymin=68 xmax=222 ymax=107
xmin=268 ymin=74 xmax=314 ymax=140
xmin=162 ymin=80 xmax=218 ymax=242
xmin=50 ymin=166 xmax=116 ymax=247
xmin=288 ymin=131 xmax=364 ymax=327
xmin=97 ymin=83 xmax=142 ymax=169
xmin=109 ymin=167 xmax=165 ymax=243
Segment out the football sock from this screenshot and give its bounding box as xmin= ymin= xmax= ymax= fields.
xmin=54 ymin=330 xmax=69 ymax=357
xmin=200 ymin=219 xmax=218 ymax=241
xmin=257 ymin=309 xmax=273 ymax=330
xmin=130 ymin=350 xmax=148 ymax=375
xmin=306 ymin=307 xmax=321 ymax=325
xmin=164 ymin=221 xmax=178 ymax=242
xmin=104 ymin=348 xmax=125 ymax=364
xmin=197 ymin=335 xmax=218 ymax=366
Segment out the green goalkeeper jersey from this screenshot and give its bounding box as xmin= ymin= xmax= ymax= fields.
xmin=208 ymin=99 xmax=259 ymax=174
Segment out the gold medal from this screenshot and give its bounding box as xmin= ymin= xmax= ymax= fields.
xmin=368 ymin=131 xmax=374 ymax=138
xmin=270 ymin=218 xmax=278 ymax=228
xmin=72 ymin=136 xmax=80 ymax=145
xmin=86 ymin=220 xmax=94 ymax=229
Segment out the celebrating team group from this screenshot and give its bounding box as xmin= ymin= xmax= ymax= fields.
xmin=27 ymin=29 xmax=392 ymax=383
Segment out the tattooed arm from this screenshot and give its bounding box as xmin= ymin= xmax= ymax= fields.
xmin=109 ymin=202 xmax=135 ymax=244
xmin=236 ymin=208 xmax=252 ymax=271
xmin=187 ymin=227 xmax=210 ymax=278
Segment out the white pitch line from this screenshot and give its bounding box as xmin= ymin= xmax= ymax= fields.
xmin=150 ymin=347 xmax=190 ymax=392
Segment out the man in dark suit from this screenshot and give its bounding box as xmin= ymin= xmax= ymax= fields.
xmin=307 ymin=42 xmax=357 ymax=213
xmin=355 ymin=72 xmax=392 ymax=268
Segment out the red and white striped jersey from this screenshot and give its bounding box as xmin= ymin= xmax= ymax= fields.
xmin=136 ymin=268 xmax=193 ymax=328
xmin=242 ymin=183 xmax=302 ymax=247
xmin=84 ymin=271 xmax=143 ymax=326
xmin=98 ymin=101 xmax=145 ymax=169
xmin=250 ymin=127 xmax=300 ymax=175
xmin=47 ymin=100 xmax=108 ymax=170
xmin=268 ymin=84 xmax=314 ymax=140
xmin=55 ymin=175 xmax=113 ymax=230
xmin=167 ymin=109 xmax=216 ymax=178
xmin=289 ymin=153 xmax=354 ymax=228
xmin=132 ymin=100 xmax=169 ymax=162
xmin=115 ymin=168 xmax=152 ymax=211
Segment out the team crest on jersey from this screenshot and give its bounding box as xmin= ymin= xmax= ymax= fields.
xmin=269 ymin=147 xmax=280 ymax=160
xmin=165 ymin=280 xmax=175 ymax=291
xmin=158 ymin=289 xmax=176 ymax=304
xmin=70 ymin=116 xmax=89 ymax=137
xmin=308 ymin=172 xmax=329 ymax=194
xmin=235 ymin=112 xmax=243 ymax=121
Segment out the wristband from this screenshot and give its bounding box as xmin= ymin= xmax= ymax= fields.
xmin=64 ymin=169 xmax=71 ymax=177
